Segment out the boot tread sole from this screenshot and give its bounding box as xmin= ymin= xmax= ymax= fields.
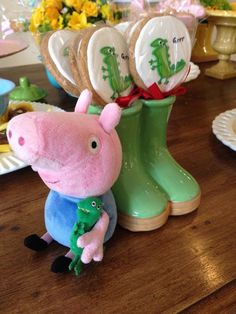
xmin=118 ymin=203 xmax=170 ymax=232
xmin=170 ymin=192 xmax=201 ymax=216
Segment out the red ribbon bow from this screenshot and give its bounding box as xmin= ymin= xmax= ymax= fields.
xmin=115 ymin=83 xmax=186 ymax=108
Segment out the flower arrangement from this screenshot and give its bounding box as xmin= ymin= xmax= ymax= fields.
xmin=29 ymin=0 xmax=117 ymax=41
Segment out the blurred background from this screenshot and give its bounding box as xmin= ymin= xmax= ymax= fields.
xmin=0 ymin=0 xmax=236 ymax=68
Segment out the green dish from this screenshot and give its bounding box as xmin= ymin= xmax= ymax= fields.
xmin=9 ymin=77 xmax=47 ymax=101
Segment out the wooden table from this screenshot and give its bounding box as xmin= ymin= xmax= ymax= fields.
xmin=0 ymin=64 xmax=236 ymax=313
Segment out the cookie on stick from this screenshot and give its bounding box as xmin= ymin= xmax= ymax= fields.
xmin=41 ymin=30 xmax=80 ymax=97
xmin=70 ymin=25 xmax=134 ymax=106
xmin=128 ymin=15 xmax=192 ymax=92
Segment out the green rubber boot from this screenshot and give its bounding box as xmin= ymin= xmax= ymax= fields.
xmin=141 ymin=97 xmax=201 ymax=215
xmin=89 ymin=101 xmax=169 ymax=231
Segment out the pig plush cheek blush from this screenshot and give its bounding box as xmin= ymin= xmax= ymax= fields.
xmin=7 ymin=89 xmax=122 ymax=274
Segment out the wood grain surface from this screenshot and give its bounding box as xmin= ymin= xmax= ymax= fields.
xmin=0 ymin=63 xmax=236 ymax=314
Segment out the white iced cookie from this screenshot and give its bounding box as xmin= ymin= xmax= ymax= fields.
xmin=41 ymin=30 xmax=80 ymax=96
xmin=115 ymin=21 xmax=131 ymax=35
xmin=68 ymin=29 xmax=88 ymax=95
xmin=77 ymin=25 xmax=134 ymax=105
xmin=124 ymin=19 xmax=144 ymax=45
xmin=128 ymin=15 xmax=192 ymax=92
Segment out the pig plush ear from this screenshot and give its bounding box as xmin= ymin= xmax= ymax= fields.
xmin=99 ymin=103 xmax=122 ymax=134
xmin=75 ymin=89 xmax=93 ymax=113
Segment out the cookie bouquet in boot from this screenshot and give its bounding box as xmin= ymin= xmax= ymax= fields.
xmin=7 ymin=89 xmax=122 ymax=274
xmin=125 ymin=15 xmax=201 ymax=217
xmin=71 ymin=23 xmax=170 ymax=232
xmin=39 ymin=18 xmax=201 ymax=234
xmin=89 ymin=15 xmax=201 ymax=230
xmin=47 ymin=23 xmax=169 ymax=232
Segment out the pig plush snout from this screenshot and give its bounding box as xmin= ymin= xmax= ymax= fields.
xmin=7 ymin=113 xmax=42 ymax=165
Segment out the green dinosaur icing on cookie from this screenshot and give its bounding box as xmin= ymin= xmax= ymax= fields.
xmin=63 ymin=47 xmax=69 ymax=57
xmin=100 ymin=46 xmax=133 ymax=99
xmin=149 ymin=38 xmax=186 ymax=85
xmin=69 ymin=197 xmax=103 ymax=276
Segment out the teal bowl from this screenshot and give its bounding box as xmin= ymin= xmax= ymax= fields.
xmin=0 ymin=78 xmax=15 ymax=121
xmin=45 ymin=69 xmax=61 ymax=89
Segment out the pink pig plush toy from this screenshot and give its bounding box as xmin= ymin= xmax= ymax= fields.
xmin=7 ymin=89 xmax=122 ymax=273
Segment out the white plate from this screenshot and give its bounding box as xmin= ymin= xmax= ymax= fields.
xmin=212 ymin=108 xmax=236 ymax=151
xmin=0 ymin=102 xmax=64 ymax=175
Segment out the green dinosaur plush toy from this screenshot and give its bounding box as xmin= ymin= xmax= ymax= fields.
xmin=69 ymin=197 xmax=103 ymax=276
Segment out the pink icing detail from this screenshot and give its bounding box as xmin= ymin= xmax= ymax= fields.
xmin=8 ymin=130 xmax=12 ymax=138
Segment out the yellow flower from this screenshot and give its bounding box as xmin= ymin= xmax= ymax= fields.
xmin=82 ymin=1 xmax=98 ymax=17
xmin=45 ymin=7 xmax=60 ymax=20
xmin=29 ymin=21 xmax=36 ymax=33
xmin=50 ymin=18 xmax=61 ymax=30
xmin=68 ymin=11 xmax=90 ymax=29
xmin=64 ymin=0 xmax=82 ymax=12
xmin=30 ymin=7 xmax=45 ymax=28
xmin=59 ymin=15 xmax=65 ymax=29
xmin=29 ymin=0 xmax=113 ymax=36
xmin=45 ymin=0 xmax=63 ymax=11
xmin=101 ymin=4 xmax=111 ymax=20
xmin=64 ymin=0 xmax=74 ymax=7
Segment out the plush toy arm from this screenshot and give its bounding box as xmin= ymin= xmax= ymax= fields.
xmin=77 ymin=211 xmax=109 ymax=264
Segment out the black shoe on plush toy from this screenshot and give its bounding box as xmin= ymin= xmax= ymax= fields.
xmin=7 ymin=89 xmax=122 ymax=274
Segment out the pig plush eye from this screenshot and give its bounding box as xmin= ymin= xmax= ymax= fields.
xmin=88 ymin=136 xmax=100 ymax=154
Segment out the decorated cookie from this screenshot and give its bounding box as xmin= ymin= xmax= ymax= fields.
xmin=71 ymin=25 xmax=134 ymax=105
xmin=114 ymin=21 xmax=131 ymax=35
xmin=124 ymin=19 xmax=144 ymax=45
xmin=40 ymin=30 xmax=80 ymax=97
xmin=68 ymin=29 xmax=90 ymax=96
xmin=128 ymin=15 xmax=192 ymax=92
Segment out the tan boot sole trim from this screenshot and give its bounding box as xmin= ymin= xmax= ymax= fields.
xmin=118 ymin=203 xmax=170 ymax=232
xmin=170 ymin=192 xmax=201 ymax=216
